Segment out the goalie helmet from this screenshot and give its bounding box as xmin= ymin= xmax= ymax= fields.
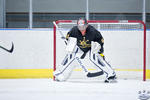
xmin=77 ymin=18 xmax=88 ymax=31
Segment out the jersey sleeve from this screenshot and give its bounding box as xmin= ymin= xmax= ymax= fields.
xmin=94 ymin=29 xmax=104 ymax=53
xmin=94 ymin=30 xmax=104 ymax=46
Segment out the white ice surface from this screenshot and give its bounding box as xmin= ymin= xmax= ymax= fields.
xmin=0 ymin=79 xmax=149 ymax=100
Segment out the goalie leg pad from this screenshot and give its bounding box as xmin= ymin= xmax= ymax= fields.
xmin=89 ymin=52 xmax=116 ymax=78
xmin=53 ymin=70 xmax=65 ymax=81
xmin=54 ymin=51 xmax=78 ymax=81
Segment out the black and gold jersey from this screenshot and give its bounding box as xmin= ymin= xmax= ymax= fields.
xmin=66 ymin=25 xmax=104 ymax=53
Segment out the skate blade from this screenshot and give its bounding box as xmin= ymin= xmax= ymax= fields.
xmin=104 ymin=79 xmax=117 ymax=83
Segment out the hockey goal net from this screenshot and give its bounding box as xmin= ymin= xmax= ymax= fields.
xmin=53 ymin=20 xmax=146 ymax=81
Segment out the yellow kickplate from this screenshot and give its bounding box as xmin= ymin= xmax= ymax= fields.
xmin=146 ymin=69 xmax=150 ymax=79
xmin=0 ymin=69 xmax=53 ymax=79
xmin=0 ymin=68 xmax=149 ymax=79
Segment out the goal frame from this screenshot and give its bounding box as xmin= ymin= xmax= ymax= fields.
xmin=53 ymin=20 xmax=146 ymax=81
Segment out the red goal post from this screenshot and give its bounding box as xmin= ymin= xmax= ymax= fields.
xmin=53 ymin=20 xmax=146 ymax=81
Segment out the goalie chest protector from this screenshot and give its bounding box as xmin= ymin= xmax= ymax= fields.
xmin=66 ymin=25 xmax=104 ymax=53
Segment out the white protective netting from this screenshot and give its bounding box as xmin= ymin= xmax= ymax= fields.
xmin=53 ymin=20 xmax=146 ymax=81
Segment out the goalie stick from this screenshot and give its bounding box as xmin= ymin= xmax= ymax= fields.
xmin=53 ymin=21 xmax=104 ymax=77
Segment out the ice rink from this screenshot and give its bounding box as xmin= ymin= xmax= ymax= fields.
xmin=0 ymin=79 xmax=149 ymax=100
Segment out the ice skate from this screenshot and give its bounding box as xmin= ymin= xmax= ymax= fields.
xmin=104 ymin=74 xmax=117 ymax=83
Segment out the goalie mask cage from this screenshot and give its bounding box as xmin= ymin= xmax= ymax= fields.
xmin=53 ymin=20 xmax=146 ymax=81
